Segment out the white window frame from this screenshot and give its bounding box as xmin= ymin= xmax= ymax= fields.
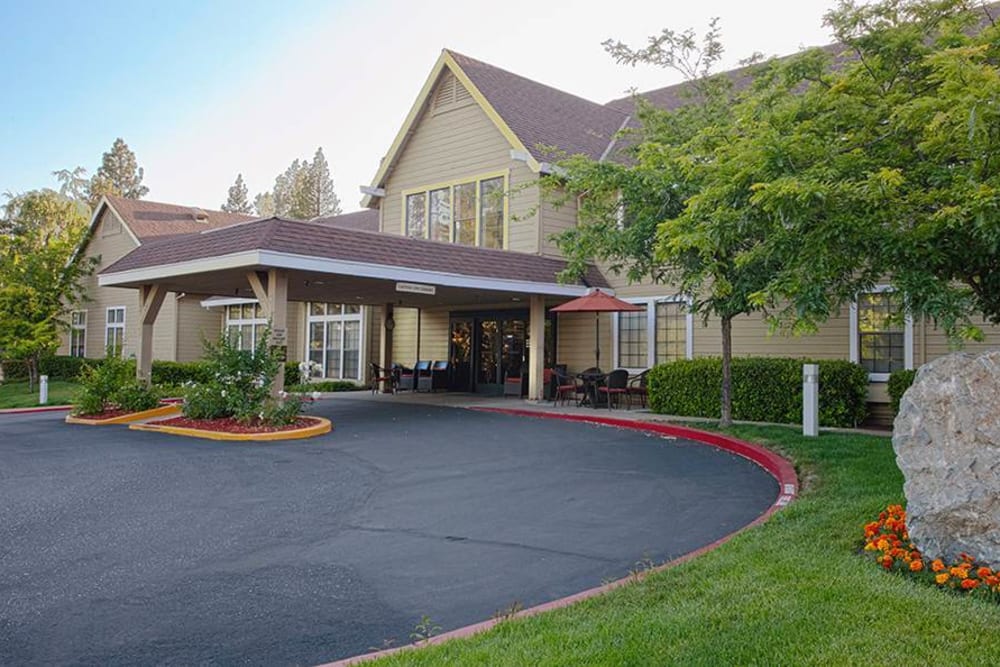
xmin=849 ymin=285 xmax=913 ymax=382
xmin=70 ymin=310 xmax=87 ymax=358
xmin=105 ymin=306 xmax=126 ymax=357
xmin=223 ymin=302 xmax=268 ymax=353
xmin=612 ymin=296 xmax=694 ymax=372
xmin=304 ymin=303 xmax=365 ymax=382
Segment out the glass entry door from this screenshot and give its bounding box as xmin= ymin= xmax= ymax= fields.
xmin=449 ymin=310 xmax=556 ymax=394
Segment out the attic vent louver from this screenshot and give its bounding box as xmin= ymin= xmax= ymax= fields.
xmin=191 ymin=207 xmax=209 ymax=223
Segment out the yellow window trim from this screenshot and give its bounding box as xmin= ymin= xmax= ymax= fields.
xmin=361 ymin=50 xmax=541 ymax=208
xmin=400 ymin=170 xmax=510 ymax=249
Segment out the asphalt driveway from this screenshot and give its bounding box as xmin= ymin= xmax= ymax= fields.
xmin=0 ymin=400 xmax=777 ymax=665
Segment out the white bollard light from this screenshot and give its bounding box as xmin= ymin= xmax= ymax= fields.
xmin=39 ymin=374 xmax=49 ymax=406
xmin=803 ymin=364 xmax=818 ymax=437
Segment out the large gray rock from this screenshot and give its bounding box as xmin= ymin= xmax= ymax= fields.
xmin=892 ymin=351 xmax=1000 ymax=567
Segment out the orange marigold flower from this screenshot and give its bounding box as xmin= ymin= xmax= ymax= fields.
xmin=961 ymin=578 xmax=980 ymax=590
xmin=910 ymin=560 xmax=924 ymax=572
xmin=935 ymin=573 xmax=950 ymax=585
xmin=978 ymin=567 xmax=992 ymax=579
xmin=931 ymin=559 xmax=946 ymax=572
xmin=951 ymin=567 xmax=970 ymax=579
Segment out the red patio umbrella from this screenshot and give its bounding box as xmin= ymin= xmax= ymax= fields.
xmin=550 ymin=289 xmax=643 ymax=371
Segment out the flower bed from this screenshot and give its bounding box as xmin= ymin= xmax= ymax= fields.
xmin=863 ymin=504 xmax=1000 ymax=600
xmin=65 ymin=402 xmax=182 ymax=426
xmin=153 ymin=416 xmax=320 ymax=434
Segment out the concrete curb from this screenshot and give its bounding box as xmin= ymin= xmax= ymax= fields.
xmin=0 ymin=404 xmax=73 ymax=415
xmin=65 ymin=403 xmax=182 ymax=426
xmin=129 ymin=416 xmax=333 ymax=441
xmin=318 ymin=410 xmax=797 ymax=667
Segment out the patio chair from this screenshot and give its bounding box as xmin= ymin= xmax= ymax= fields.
xmin=394 ymin=363 xmax=414 ymax=392
xmin=598 ymin=369 xmax=630 ymax=410
xmin=430 ymin=360 xmax=449 ymax=391
xmin=369 ymin=362 xmax=397 ymax=395
xmin=552 ymin=369 xmax=583 ymax=406
xmin=415 ymin=360 xmax=433 ymax=392
xmin=627 ymin=369 xmax=650 ymax=409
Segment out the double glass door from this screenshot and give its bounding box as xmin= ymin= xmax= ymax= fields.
xmin=449 ymin=311 xmax=555 ymax=394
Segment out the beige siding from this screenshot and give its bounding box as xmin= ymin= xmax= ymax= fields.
xmin=556 ymin=312 xmax=611 ymax=373
xmin=389 ymin=308 xmax=449 ymax=365
xmin=381 ymin=68 xmax=540 ymax=254
xmin=175 ymin=297 xmax=223 ymax=362
xmin=539 ymin=189 xmax=578 ymax=258
xmin=919 ymin=317 xmax=1000 ymax=364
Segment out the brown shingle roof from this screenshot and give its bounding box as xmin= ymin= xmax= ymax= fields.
xmin=314 ymin=209 xmax=379 ymax=232
xmin=105 ymin=195 xmax=256 ymax=240
xmin=101 ymin=217 xmax=609 ymax=289
xmin=448 ymin=50 xmax=630 ymax=162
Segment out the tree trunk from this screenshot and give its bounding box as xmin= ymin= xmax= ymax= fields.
xmin=27 ymin=358 xmax=37 ymax=393
xmin=720 ymin=315 xmax=733 ymax=428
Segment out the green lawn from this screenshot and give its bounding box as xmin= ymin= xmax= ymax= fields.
xmin=376 ymin=425 xmax=1000 ymax=666
xmin=0 ymin=380 xmax=79 ymax=409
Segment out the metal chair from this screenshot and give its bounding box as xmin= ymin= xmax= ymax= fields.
xmin=552 ymin=369 xmax=584 ymax=406
xmin=369 ymin=362 xmax=397 ymax=395
xmin=627 ymin=370 xmax=650 ymax=409
xmin=598 ymin=369 xmax=630 ymax=409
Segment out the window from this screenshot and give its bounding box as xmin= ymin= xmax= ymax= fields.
xmin=306 ymin=303 xmax=364 ymax=381
xmin=479 ymin=177 xmax=504 ymax=249
xmin=454 ymin=182 xmax=477 ymax=246
xmin=70 ymin=310 xmax=87 ymax=357
xmin=401 ymin=173 xmax=507 ymax=248
xmin=224 ymin=303 xmax=267 ymax=352
xmin=105 ymin=307 xmax=125 ymax=356
xmin=655 ymin=301 xmax=688 ymax=364
xmin=617 ymin=306 xmax=648 ymax=369
xmin=428 ymin=188 xmax=452 ymax=242
xmin=405 ymin=192 xmax=426 ymax=239
xmin=613 ymin=297 xmax=693 ymax=370
xmin=851 ymin=287 xmax=912 ymax=381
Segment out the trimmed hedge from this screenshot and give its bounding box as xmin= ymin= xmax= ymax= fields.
xmin=647 ymin=357 xmax=869 ymax=428
xmin=289 ymin=380 xmax=362 ymax=392
xmin=887 ymin=368 xmax=918 ymax=415
xmin=284 ymin=361 xmax=301 ymax=388
xmin=1 ymin=355 xmax=95 ymax=381
xmin=150 ymin=361 xmax=214 ymax=386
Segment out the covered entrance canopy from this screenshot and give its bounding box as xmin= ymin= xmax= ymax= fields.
xmin=98 ymin=216 xmax=609 ymax=398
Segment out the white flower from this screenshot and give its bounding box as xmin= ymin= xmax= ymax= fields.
xmin=279 ymin=390 xmax=288 ymax=399
xmin=311 ymin=391 xmax=321 ymax=400
xmin=221 ymin=390 xmax=227 ymax=397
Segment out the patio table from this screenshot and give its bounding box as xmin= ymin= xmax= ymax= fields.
xmin=577 ymin=371 xmax=607 ymax=408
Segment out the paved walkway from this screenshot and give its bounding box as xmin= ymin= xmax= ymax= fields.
xmin=1 ymin=399 xmax=778 ymax=666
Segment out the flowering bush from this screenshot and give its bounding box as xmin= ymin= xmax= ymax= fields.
xmin=863 ymin=504 xmax=1000 ymax=600
xmin=182 ymin=329 xmax=302 ymax=426
xmin=73 ymin=352 xmax=158 ymax=416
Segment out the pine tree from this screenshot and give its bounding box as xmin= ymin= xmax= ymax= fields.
xmin=90 ymin=138 xmax=148 ymax=204
xmin=253 ymin=192 xmax=275 ymax=217
xmin=221 ymin=174 xmax=253 ymax=214
xmin=304 ymin=147 xmax=341 ymax=218
xmin=272 ymin=159 xmax=300 ymax=217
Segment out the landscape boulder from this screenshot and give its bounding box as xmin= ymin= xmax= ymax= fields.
xmin=892 ymin=351 xmax=1000 ymax=567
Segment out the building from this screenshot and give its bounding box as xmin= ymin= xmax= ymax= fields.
xmin=65 ymin=48 xmax=1000 ymax=414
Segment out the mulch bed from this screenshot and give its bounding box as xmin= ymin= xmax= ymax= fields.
xmin=151 ymin=416 xmax=321 ymax=434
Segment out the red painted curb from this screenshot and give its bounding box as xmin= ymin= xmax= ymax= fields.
xmin=318 ymin=409 xmax=797 ymax=667
xmin=0 ymin=404 xmax=73 ymax=415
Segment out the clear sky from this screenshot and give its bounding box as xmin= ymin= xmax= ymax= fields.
xmin=2 ymin=0 xmax=840 ymax=213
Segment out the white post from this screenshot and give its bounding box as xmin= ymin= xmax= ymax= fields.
xmin=803 ymin=363 xmax=819 ymax=437
xmin=39 ymin=375 xmax=49 ymax=405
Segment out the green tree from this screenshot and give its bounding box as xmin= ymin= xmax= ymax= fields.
xmin=253 ymin=191 xmax=275 ymax=217
xmin=302 ymin=147 xmax=341 ymax=218
xmin=90 ymin=137 xmax=148 ymax=205
xmin=221 ymin=173 xmax=253 ymax=214
xmin=751 ymin=0 xmax=1000 ymax=338
xmin=0 ymin=190 xmax=94 ymax=387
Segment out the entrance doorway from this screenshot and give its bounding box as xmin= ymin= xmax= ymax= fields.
xmin=448 ymin=310 xmax=556 ymax=394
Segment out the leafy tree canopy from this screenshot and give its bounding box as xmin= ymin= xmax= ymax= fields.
xmin=221 ymin=173 xmax=253 ymax=214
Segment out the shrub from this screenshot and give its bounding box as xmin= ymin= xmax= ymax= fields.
xmin=888 ymin=368 xmax=918 ymax=415
xmin=151 ymin=360 xmax=213 ymax=387
xmin=73 ymin=354 xmax=136 ymax=415
xmin=647 ymin=357 xmax=869 ymax=428
xmin=289 ymin=380 xmax=360 ymax=392
xmin=2 ymin=355 xmax=93 ymax=381
xmin=284 ymin=361 xmax=301 ymax=388
xmin=181 ymin=329 xmax=302 ymax=426
xmin=111 ymin=382 xmax=160 ymax=413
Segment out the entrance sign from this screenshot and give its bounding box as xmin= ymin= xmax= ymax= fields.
xmin=396 ymin=282 xmax=436 ymax=296
xmin=270 ymin=328 xmax=288 ymax=346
